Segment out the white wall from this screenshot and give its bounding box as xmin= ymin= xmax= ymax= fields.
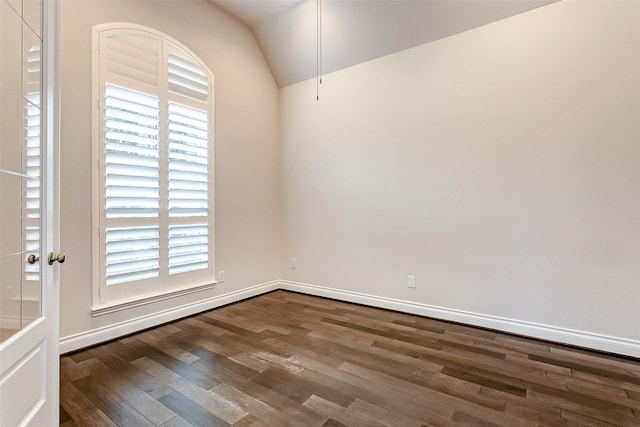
xmin=59 ymin=0 xmax=280 ymax=348
xmin=280 ymin=0 xmax=640 ymax=355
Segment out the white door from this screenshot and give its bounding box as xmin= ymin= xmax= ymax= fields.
xmin=0 ymin=0 xmax=60 ymax=425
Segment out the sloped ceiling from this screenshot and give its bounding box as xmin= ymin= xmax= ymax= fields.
xmin=212 ymin=0 xmax=558 ymax=87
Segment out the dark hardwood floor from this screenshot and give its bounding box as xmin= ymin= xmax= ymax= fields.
xmin=60 ymin=290 xmax=640 ymax=426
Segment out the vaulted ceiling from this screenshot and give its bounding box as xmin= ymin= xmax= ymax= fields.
xmin=211 ymin=0 xmax=558 ymax=87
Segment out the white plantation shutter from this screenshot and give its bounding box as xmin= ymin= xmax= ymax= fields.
xmin=168 ymin=52 xmax=208 ymax=102
xmin=104 ymin=84 xmax=160 ymax=219
xmin=168 ymin=224 xmax=208 ymax=275
xmin=95 ymin=25 xmax=214 ymax=304
xmin=24 ymin=101 xmax=41 ymax=282
xmin=103 ymin=32 xmax=159 ymax=88
xmin=104 ymin=84 xmax=161 ymax=286
xmin=166 ymin=47 xmax=210 ymax=277
xmin=168 ymin=103 xmax=208 ymax=217
xmin=24 ymin=41 xmax=41 ymax=283
xmin=168 ymin=102 xmax=209 ymax=275
xmin=106 ymin=226 xmax=159 ymax=285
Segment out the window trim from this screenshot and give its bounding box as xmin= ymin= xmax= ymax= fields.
xmin=91 ymin=282 xmax=217 ymax=317
xmin=91 ymin=23 xmax=215 ymax=311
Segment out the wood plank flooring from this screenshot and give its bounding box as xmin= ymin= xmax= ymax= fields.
xmin=60 ymin=290 xmax=640 ymax=426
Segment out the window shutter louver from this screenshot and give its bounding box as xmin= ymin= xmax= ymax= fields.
xmin=104 ymin=34 xmax=159 ymax=88
xmin=24 ymin=43 xmax=41 ymax=106
xmin=24 ymin=41 xmax=41 ymax=283
xmin=105 ymin=226 xmax=159 ymax=285
xmin=167 ymin=102 xmax=209 ymax=274
xmin=24 ymin=100 xmax=41 ymax=282
xmin=104 ymin=84 xmax=161 ymax=285
xmin=104 ymin=85 xmax=160 ymax=219
xmin=168 ymin=102 xmax=208 ymax=217
xmin=168 ymin=224 xmax=208 ymax=275
xmin=168 ymin=52 xmax=208 ymax=102
xmin=167 ymin=50 xmax=210 ymax=276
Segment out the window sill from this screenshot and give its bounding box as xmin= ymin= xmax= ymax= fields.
xmin=91 ymin=281 xmax=218 ymax=317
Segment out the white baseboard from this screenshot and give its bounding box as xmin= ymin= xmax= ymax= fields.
xmin=0 ymin=315 xmax=38 ymax=330
xmin=59 ymin=281 xmax=279 ymax=354
xmin=278 ymin=280 xmax=640 ymax=359
xmin=0 ymin=316 xmax=22 ymax=330
xmin=58 ymin=278 xmax=640 ymax=358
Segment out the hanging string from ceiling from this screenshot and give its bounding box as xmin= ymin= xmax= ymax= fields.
xmin=317 ymin=0 xmax=322 ymax=101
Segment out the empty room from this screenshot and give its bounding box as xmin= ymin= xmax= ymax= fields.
xmin=0 ymin=0 xmax=639 ymax=425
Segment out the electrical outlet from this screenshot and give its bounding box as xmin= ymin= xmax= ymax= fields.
xmin=408 ymin=275 xmax=416 ymax=288
xmin=290 ymin=258 xmax=297 ymax=269
xmin=218 ymin=271 xmax=225 ymax=282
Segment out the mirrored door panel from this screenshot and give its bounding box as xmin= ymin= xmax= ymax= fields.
xmin=0 ymin=0 xmax=42 ymax=343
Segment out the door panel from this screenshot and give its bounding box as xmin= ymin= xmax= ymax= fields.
xmin=0 ymin=329 xmax=45 ymax=427
xmin=0 ymin=0 xmax=58 ymax=425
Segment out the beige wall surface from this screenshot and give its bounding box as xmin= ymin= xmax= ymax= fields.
xmin=59 ymin=0 xmax=640 ymax=354
xmin=280 ymin=1 xmax=640 ymax=341
xmin=59 ymin=0 xmax=280 ymax=338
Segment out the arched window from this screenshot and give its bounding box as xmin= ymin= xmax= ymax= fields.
xmin=92 ymin=24 xmax=214 ymax=306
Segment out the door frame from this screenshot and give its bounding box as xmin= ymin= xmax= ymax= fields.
xmin=42 ymin=0 xmax=61 ymax=422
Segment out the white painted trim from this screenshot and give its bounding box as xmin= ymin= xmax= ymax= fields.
xmin=278 ymin=280 xmax=640 ymax=359
xmin=91 ymin=282 xmax=218 ymax=316
xmin=59 ymin=281 xmax=278 ymax=354
xmin=91 ymin=23 xmax=216 ymax=308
